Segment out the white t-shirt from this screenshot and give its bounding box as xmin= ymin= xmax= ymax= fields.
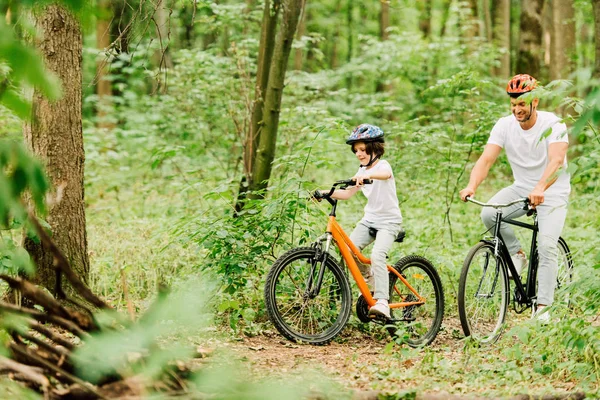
xmin=355 ymin=160 xmax=403 ymax=224
xmin=487 ymin=111 xmax=571 ymax=196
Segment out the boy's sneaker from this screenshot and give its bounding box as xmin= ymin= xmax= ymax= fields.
xmin=368 ymin=299 xmax=390 ymax=320
xmin=532 ymin=306 xmax=551 ymax=324
xmin=509 ymin=251 xmax=527 ymax=279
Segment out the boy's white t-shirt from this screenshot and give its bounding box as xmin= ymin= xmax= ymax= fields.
xmin=487 ymin=111 xmax=571 ymax=196
xmin=355 ymin=159 xmax=403 ymax=224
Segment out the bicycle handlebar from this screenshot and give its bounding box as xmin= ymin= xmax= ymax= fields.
xmin=313 ymin=179 xmax=373 ymax=201
xmin=465 ymin=196 xmax=529 ymax=209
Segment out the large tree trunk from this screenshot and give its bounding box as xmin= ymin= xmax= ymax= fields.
xmin=96 ymin=0 xmax=114 ymax=130
xmin=516 ymin=0 xmax=544 ymax=77
xmin=250 ymin=0 xmax=304 ymax=194
xmin=482 ymin=0 xmax=492 ymax=42
xmin=492 ymin=0 xmax=511 ymax=77
xmin=550 ymin=0 xmax=575 ymax=80
xmin=592 ymin=0 xmax=600 ymax=78
xmin=23 ymin=4 xmax=89 ymax=295
xmin=237 ymin=0 xmax=280 ymax=205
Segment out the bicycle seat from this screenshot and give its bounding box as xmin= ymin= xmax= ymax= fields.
xmin=395 ymin=229 xmax=406 ymax=243
xmin=368 ymin=228 xmax=406 ymax=243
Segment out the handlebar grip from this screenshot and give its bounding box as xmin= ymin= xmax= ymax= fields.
xmin=363 ymin=179 xmax=373 ymax=185
xmin=312 ymin=190 xmax=323 ymax=200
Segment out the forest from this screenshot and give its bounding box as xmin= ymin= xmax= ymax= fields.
xmin=0 ymin=0 xmax=599 ymax=398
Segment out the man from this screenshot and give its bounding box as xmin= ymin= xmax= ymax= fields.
xmin=459 ymin=74 xmax=570 ymax=321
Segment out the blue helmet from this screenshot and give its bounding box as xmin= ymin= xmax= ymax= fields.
xmin=346 ymin=124 xmax=385 ymax=145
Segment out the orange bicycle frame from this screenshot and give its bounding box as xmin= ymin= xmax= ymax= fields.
xmin=326 ymin=216 xmax=426 ymax=309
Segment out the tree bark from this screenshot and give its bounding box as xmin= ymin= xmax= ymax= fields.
xmin=492 ymin=0 xmax=511 ymax=78
xmin=294 ymin=4 xmax=306 ymax=70
xmin=242 ymin=0 xmax=280 ymax=188
xmin=516 ymin=0 xmax=544 ymax=77
xmin=96 ymin=0 xmax=114 ymax=130
xmin=592 ymin=0 xmax=600 ymax=78
xmin=329 ymin=0 xmax=343 ymax=68
xmin=417 ymin=0 xmax=432 ymax=38
xmin=22 ymin=4 xmax=89 ymax=296
xmin=482 ymin=0 xmax=492 ymax=42
xmin=251 ymin=0 xmax=304 ymax=194
xmin=550 ymin=0 xmax=575 ymax=80
xmin=440 ymin=0 xmax=453 ymax=37
xmin=380 ymin=0 xmax=390 ymax=41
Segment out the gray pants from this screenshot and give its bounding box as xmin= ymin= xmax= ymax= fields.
xmin=350 ymin=220 xmax=402 ymax=300
xmin=480 ymin=185 xmax=568 ymax=306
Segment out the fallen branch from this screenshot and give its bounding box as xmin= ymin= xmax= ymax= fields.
xmin=0 ymin=355 xmax=49 ymax=391
xmin=0 ymin=302 xmax=89 ymax=338
xmin=27 ymin=210 xmax=111 ymax=310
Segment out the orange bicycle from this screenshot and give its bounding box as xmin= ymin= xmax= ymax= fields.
xmin=264 ymin=179 xmax=444 ymax=346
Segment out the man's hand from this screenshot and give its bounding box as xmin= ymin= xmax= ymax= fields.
xmin=528 ymin=187 xmax=545 ymax=208
xmin=459 ymin=187 xmax=475 ymax=202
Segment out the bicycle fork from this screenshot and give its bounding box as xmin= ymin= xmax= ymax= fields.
xmin=306 ymin=233 xmax=334 ymax=299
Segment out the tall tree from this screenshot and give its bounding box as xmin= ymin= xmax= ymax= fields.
xmin=593 ymin=0 xmax=600 ymax=78
xmin=236 ymin=0 xmax=281 ymax=210
xmin=250 ymin=0 xmax=304 ymax=194
xmin=294 ymin=4 xmax=306 ymax=70
xmin=23 ymin=4 xmax=89 ymax=295
xmin=516 ymin=0 xmax=544 ymax=77
xmin=492 ymin=0 xmax=511 ymax=77
xmin=96 ymin=0 xmax=114 ymax=130
xmin=550 ymin=0 xmax=575 ymax=80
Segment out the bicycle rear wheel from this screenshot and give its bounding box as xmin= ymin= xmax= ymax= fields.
xmin=458 ymin=241 xmax=509 ymax=344
xmin=387 ymin=255 xmax=444 ymax=347
xmin=553 ymin=237 xmax=574 ymax=307
xmin=264 ymin=247 xmax=352 ymax=345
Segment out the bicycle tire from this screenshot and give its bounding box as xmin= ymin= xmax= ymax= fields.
xmin=387 ymin=255 xmax=444 ymax=347
xmin=458 ymin=241 xmax=509 ymax=344
xmin=553 ymin=237 xmax=574 ymax=307
xmin=264 ymin=247 xmax=352 ymax=345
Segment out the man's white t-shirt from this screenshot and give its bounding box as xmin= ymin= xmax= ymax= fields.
xmin=487 ymin=111 xmax=571 ymax=197
xmin=355 ymin=160 xmax=403 ymax=224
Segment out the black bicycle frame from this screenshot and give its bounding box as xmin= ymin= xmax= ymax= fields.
xmin=488 ymin=209 xmax=539 ymax=306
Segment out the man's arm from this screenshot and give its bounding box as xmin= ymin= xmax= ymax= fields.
xmin=459 ymin=144 xmax=502 ymax=201
xmin=528 ymin=142 xmax=568 ymax=207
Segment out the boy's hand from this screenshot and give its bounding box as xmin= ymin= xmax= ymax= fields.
xmin=353 ymin=175 xmax=369 ymax=186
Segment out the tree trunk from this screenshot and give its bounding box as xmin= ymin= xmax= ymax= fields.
xmin=550 ymin=0 xmax=575 ymax=80
xmin=482 ymin=0 xmax=493 ymax=41
xmin=417 ymin=0 xmax=432 ymax=38
xmin=235 ymin=0 xmax=281 ymax=211
xmin=23 ymin=4 xmax=89 ymax=295
xmin=492 ymin=0 xmax=511 ymax=78
xmin=516 ymin=0 xmax=544 ymax=77
xmin=591 ymin=0 xmax=600 ymax=78
xmin=464 ymin=0 xmax=480 ymax=39
xmin=376 ymin=0 xmax=391 ymax=92
xmin=96 ymin=0 xmax=114 ymax=130
xmin=294 ymin=4 xmax=306 ymax=70
xmin=440 ymin=0 xmax=453 ymax=37
xmin=380 ymin=0 xmax=390 ymax=41
xmin=110 ymin=0 xmax=132 ymax=98
xmin=250 ymin=0 xmax=303 ymax=194
xmin=346 ymin=0 xmax=353 ymax=88
xmin=329 ymin=0 xmax=343 ymax=68
xmin=154 ymin=0 xmax=173 ymax=93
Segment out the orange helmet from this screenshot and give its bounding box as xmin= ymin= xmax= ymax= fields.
xmin=506 ymin=74 xmax=538 ymax=97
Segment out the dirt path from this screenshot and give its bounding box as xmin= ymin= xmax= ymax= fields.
xmin=209 ymin=316 xmax=589 ymax=400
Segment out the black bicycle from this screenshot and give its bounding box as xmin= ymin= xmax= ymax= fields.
xmin=458 ymin=197 xmax=574 ymax=343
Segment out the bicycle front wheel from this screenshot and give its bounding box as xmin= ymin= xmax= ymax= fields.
xmin=264 ymin=247 xmax=352 ymax=345
xmin=458 ymin=241 xmax=509 ymax=344
xmin=388 ymin=255 xmax=444 ymax=347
